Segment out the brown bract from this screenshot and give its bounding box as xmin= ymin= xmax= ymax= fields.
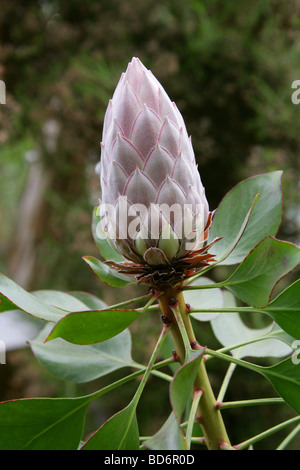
xmin=106 ymin=213 xmax=221 ymax=289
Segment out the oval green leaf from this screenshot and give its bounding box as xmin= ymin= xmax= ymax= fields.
xmin=170 ymin=349 xmax=205 ymax=422
xmin=68 ymin=291 xmax=107 ymax=310
xmin=209 ymin=171 xmax=283 ymax=265
xmin=46 ymin=308 xmax=141 ymax=345
xmin=0 ymin=274 xmax=65 ymax=322
xmin=143 ymin=412 xmax=186 ymax=451
xmin=32 ymin=290 xmax=89 ymax=312
xmin=0 ymin=396 xmax=90 ymax=450
xmin=224 ymin=237 xmax=300 ymax=308
xmin=31 ymin=325 xmax=134 ymax=383
xmin=81 ymin=400 xmax=139 ymax=450
xmin=260 ymin=358 xmax=300 ymax=416
xmin=263 ymin=279 xmax=300 ymax=339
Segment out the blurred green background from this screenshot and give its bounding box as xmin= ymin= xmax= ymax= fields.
xmin=0 ymin=0 xmax=300 ymax=449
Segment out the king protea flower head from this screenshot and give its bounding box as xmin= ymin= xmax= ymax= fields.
xmin=98 ymin=57 xmax=219 ymax=287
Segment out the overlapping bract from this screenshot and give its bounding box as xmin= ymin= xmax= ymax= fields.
xmin=99 ymin=57 xmax=215 ymax=283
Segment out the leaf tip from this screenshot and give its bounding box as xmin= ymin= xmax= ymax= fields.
xmin=44 ymin=329 xmax=58 ymax=343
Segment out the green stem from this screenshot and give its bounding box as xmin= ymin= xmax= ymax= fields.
xmin=143 ymin=305 xmax=264 ymax=315
xmin=186 ymin=389 xmax=203 ymax=449
xmin=217 ymin=362 xmax=237 ymax=402
xmin=108 ymin=294 xmax=152 ymax=309
xmin=276 ymin=422 xmax=300 ymax=450
xmin=132 ymin=359 xmax=173 ymax=382
xmin=132 ymin=324 xmax=170 ymax=404
xmin=139 ymin=435 xmax=207 ymax=446
xmin=182 ymin=264 xmax=216 ymax=286
xmin=140 ymin=291 xmax=163 ymax=313
xmin=170 ymin=302 xmax=193 ymax=362
xmin=235 ymin=416 xmax=300 ymax=450
xmin=204 ymin=329 xmax=280 ymax=362
xmin=86 ymin=357 xmax=175 ymax=403
xmin=205 ymin=348 xmax=263 ymax=374
xmin=211 ymin=337 xmax=268 ymax=358
xmin=158 ymin=287 xmax=233 ymax=450
xmin=182 ymin=282 xmax=226 ymax=291
xmin=189 ymin=307 xmax=261 ymax=313
xmin=218 ymin=398 xmax=285 ymax=410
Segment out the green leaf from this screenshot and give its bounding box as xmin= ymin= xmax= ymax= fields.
xmin=0 ymin=396 xmax=91 ymax=450
xmin=40 ymin=289 xmax=108 ymax=312
xmin=0 ymin=296 xmax=19 ymax=313
xmin=211 ymin=292 xmax=292 ymax=358
xmin=260 ymin=358 xmax=300 ymax=415
xmin=0 ymin=274 xmax=65 ymax=322
xmin=205 ymin=348 xmax=300 ymax=417
xmin=82 ymin=324 xmax=169 ymax=450
xmin=30 ymin=325 xmax=134 ymax=383
xmin=92 ymin=207 xmax=126 ymax=262
xmin=68 ymin=291 xmax=107 ymax=310
xmin=223 ymin=237 xmax=300 ymax=308
xmin=1 ymin=284 xmax=107 ymax=317
xmin=262 ymin=280 xmax=300 ymax=339
xmin=32 ymin=290 xmax=89 ymax=311
xmin=45 ymin=308 xmax=141 ymax=344
xmin=81 ymin=400 xmax=139 ymax=450
xmin=83 ymin=256 xmax=134 ymax=287
xmin=185 ymin=277 xmax=224 ymax=322
xmin=211 ymin=193 xmax=260 ymax=266
xmin=170 ymin=350 xmax=205 ymax=422
xmin=209 ymin=171 xmax=283 ymax=265
xmin=143 ymin=412 xmax=186 ymax=451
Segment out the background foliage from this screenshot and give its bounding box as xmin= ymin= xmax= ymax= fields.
xmin=0 ymin=0 xmax=299 ymax=449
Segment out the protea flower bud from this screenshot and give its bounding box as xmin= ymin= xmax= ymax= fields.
xmin=98 ymin=57 xmax=219 ymax=287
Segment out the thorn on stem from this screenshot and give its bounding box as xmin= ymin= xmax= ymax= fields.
xmin=218 ymin=440 xmax=235 ymax=450
xmin=191 ymin=340 xmax=202 ymax=350
xmin=168 ymin=297 xmax=178 ymax=307
xmin=172 ymin=349 xmax=180 ymax=362
xmin=160 ymin=314 xmax=171 ymax=325
xmin=196 ymin=414 xmax=204 ymax=424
